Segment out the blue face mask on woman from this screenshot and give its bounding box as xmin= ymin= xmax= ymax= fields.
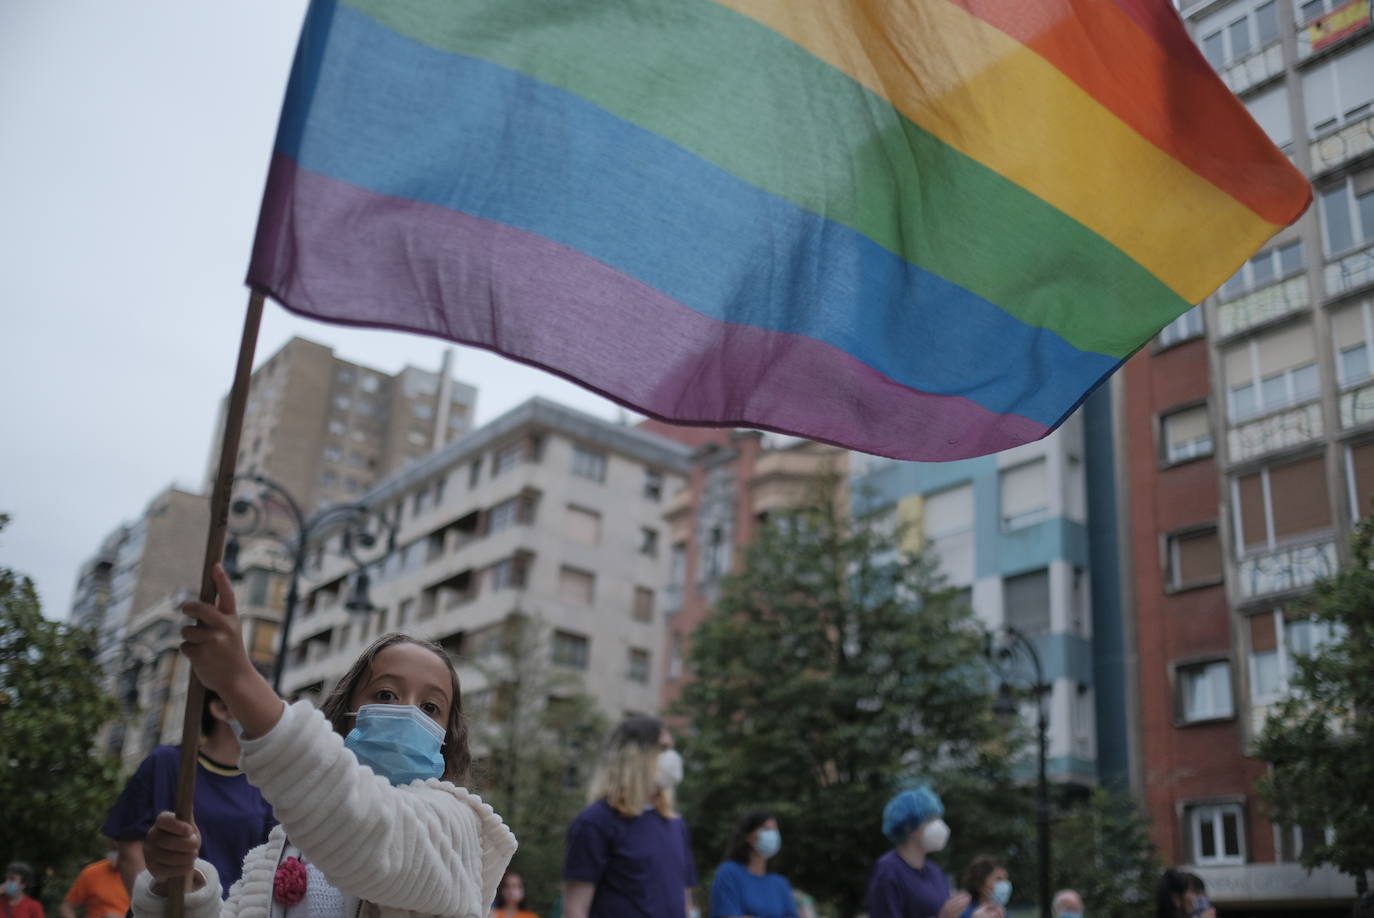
xmin=991 ymin=880 xmax=1012 ymax=906
xmin=344 ymin=704 xmax=446 ymax=785
xmin=754 ymin=828 xmax=781 ymax=859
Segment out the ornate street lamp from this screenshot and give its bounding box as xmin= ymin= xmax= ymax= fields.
xmin=223 ymin=474 xmax=396 ymax=693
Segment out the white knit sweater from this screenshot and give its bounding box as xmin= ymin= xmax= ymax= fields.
xmin=132 ymin=701 xmax=516 ymax=918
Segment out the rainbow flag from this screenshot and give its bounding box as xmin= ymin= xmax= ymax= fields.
xmin=249 ymin=0 xmax=1309 ymax=460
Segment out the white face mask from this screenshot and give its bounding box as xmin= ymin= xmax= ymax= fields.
xmin=920 ymin=818 xmax=950 ymax=852
xmin=656 ymin=749 xmax=683 ymax=789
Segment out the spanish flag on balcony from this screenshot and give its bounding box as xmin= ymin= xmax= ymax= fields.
xmin=249 ymin=0 xmax=1310 ymax=460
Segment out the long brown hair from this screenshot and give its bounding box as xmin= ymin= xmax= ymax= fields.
xmin=320 ymin=632 xmax=471 ymax=784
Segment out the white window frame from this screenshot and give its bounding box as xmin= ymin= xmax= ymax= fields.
xmin=1179 ymin=659 xmax=1234 ymax=723
xmin=572 ymin=445 xmax=608 ymax=482
xmin=1188 ymin=802 xmax=1247 ymax=866
xmin=1166 ymin=527 xmax=1222 ymax=590
xmin=552 ymin=630 xmax=589 ymax=669
xmin=627 ymin=648 xmax=650 ymax=683
xmin=1335 ymin=302 xmax=1374 ymax=388
xmin=1320 ymin=176 xmax=1374 ymax=258
xmin=488 ymin=497 xmax=520 ymax=534
xmin=1248 ymin=607 xmax=1342 ymax=703
xmin=1303 ymin=42 xmax=1374 ymax=137
xmin=923 ymin=483 xmax=975 ymax=540
xmin=1159 ymin=305 xmax=1205 ymax=347
xmin=1161 ymin=404 xmax=1214 ymax=464
xmin=1199 ymin=0 xmax=1281 ymax=68
xmin=1219 ymin=241 xmax=1304 ymax=301
xmin=492 ymin=441 xmax=524 ymax=477
xmin=1225 ymin=337 xmax=1320 ymax=423
xmin=999 ymin=460 xmax=1050 ymax=531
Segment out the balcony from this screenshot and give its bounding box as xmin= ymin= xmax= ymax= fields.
xmin=1296 ymin=0 xmax=1373 ymax=60
xmin=1218 ymin=42 xmax=1284 ymax=95
xmin=1227 ymin=402 xmax=1323 ymax=462
xmin=1339 ymin=379 xmax=1374 ymax=427
xmin=1215 ymin=276 xmax=1308 ymax=338
xmin=1325 ymin=240 xmax=1374 ymax=299
xmin=1236 ymin=536 xmax=1337 ymax=600
xmin=1308 ymin=112 xmax=1374 ymax=175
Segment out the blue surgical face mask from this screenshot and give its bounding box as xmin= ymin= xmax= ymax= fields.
xmin=344 ymin=704 xmax=446 ymax=785
xmin=754 ymin=828 xmax=781 ymax=859
xmin=991 ymin=880 xmax=1012 ymax=906
xmin=1058 ymin=913 xmax=1082 ymax=918
xmin=4 ymin=881 xmax=21 ymax=898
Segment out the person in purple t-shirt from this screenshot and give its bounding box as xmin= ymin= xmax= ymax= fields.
xmin=563 ymin=716 xmax=697 ymax=918
xmin=102 ymin=689 xmax=274 ymax=900
xmin=866 ymin=787 xmax=1001 ymax=918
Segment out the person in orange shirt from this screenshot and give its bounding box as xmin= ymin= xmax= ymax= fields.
xmin=490 ymin=869 xmax=539 ymax=918
xmin=60 ymin=853 xmax=128 ymax=918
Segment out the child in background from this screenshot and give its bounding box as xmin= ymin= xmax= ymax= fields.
xmin=3 ymin=863 xmax=44 ymax=918
xmin=490 ymin=870 xmax=539 ymax=918
xmin=130 ymin=564 xmax=516 ymax=918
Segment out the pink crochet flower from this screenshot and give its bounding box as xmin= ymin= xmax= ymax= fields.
xmin=273 ymin=856 xmax=307 ymax=906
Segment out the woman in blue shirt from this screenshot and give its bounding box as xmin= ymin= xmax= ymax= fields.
xmin=709 ymin=810 xmax=796 ymax=918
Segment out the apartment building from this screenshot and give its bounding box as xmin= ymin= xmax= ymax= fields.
xmin=205 ymin=337 xmax=478 ymax=513
xmin=649 ymin=428 xmax=849 ymax=712
xmin=1118 ymin=1 xmax=1372 ymax=910
xmin=849 ymin=391 xmax=1131 ymax=792
xmin=276 ymin=398 xmax=691 ymax=726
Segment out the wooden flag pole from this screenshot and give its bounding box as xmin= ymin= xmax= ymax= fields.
xmin=168 ymin=288 xmax=265 ymax=918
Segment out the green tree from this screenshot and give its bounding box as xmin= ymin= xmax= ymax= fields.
xmin=0 ymin=514 xmax=123 ymax=912
xmin=1050 ymin=787 xmax=1161 ymax=918
xmin=673 ymin=481 xmax=1024 ymax=917
xmin=1255 ymin=513 xmax=1374 ymax=903
xmin=470 ymin=613 xmax=608 ymax=915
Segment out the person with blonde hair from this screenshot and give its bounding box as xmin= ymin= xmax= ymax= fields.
xmin=562 ymin=716 xmax=696 ymax=918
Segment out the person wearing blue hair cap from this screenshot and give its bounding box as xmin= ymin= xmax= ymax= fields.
xmin=866 ymin=788 xmax=1002 ymax=918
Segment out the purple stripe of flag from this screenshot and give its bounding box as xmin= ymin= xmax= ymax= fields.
xmin=249 ymin=154 xmax=1048 ymax=461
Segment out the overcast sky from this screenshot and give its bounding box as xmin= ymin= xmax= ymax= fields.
xmin=0 ymin=1 xmax=624 ymax=619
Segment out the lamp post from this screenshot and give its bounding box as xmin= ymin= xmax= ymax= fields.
xmin=222 ymin=474 xmax=395 ymax=693
xmin=988 ymin=625 xmax=1051 ymax=918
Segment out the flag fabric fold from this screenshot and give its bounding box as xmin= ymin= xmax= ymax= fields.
xmin=249 ymin=0 xmax=1310 ymax=460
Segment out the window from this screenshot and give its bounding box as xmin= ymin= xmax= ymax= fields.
xmin=572 ymin=445 xmax=608 ymax=482
xmin=413 ymin=487 xmax=430 ymax=516
xmin=329 ymin=419 xmax=346 ymax=436
xmin=1333 ymin=302 xmax=1374 ymax=389
xmin=247 ymin=569 xmax=270 ymax=606
xmin=633 ymin=587 xmax=654 ymax=622
xmin=1166 ymin=527 xmax=1223 ymax=590
xmin=360 ymin=374 xmax=379 ymax=393
xmin=1000 ymin=460 xmax=1049 ymax=529
xmin=559 ymin=566 xmax=595 ymax=605
xmin=412 ymin=401 xmax=434 ymax=420
xmin=1223 ymin=324 xmax=1319 ymax=422
xmin=324 ymin=445 xmax=342 ymax=462
xmin=1232 ymin=456 xmax=1332 ymax=553
xmin=490 ymin=557 xmax=525 ymax=591
xmin=1159 ymin=305 xmax=1205 ymax=347
xmin=397 ymin=598 xmax=413 ymax=626
xmin=334 ymin=395 xmax=351 ymax=411
xmin=468 ymin=459 xmax=481 ymax=489
xmin=408 ymin=431 xmax=428 ymax=446
xmin=1302 ymin=43 xmax=1374 ymax=137
xmin=1161 ymin=405 xmax=1214 ymax=464
xmin=1187 ymin=803 xmax=1245 ymax=865
xmin=492 ymin=441 xmax=524 ymax=477
xmin=1197 ymin=0 xmax=1280 ymax=68
xmin=669 ymin=542 xmax=687 ymax=587
xmin=640 ymin=527 xmax=660 ymax=557
xmin=1219 ymin=241 xmax=1304 ymax=300
xmin=669 ymin=631 xmax=684 ymax=679
xmin=1347 ymin=439 xmax=1374 ymax=518
xmin=703 ymin=526 xmax=729 ymax=579
xmin=1249 ymin=608 xmax=1341 ymax=702
xmin=1003 ymin=569 xmax=1051 ymax=635
xmin=563 ymin=505 xmax=601 ymax=544
xmin=924 ymin=484 xmax=974 ymax=539
xmin=552 ymin=630 xmax=589 ymax=669
xmin=1179 ymin=660 xmax=1234 ymax=723
xmin=1320 ymin=172 xmax=1374 ymax=256
xmin=1246 ymin=83 xmax=1293 ymax=152
xmin=486 ymin=497 xmax=518 ymax=534
xmin=627 ymin=648 xmax=650 ymax=683
xmin=644 ymin=468 xmax=664 ymax=501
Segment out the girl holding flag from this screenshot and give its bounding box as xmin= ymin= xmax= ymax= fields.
xmin=130 ymin=564 xmax=516 ymax=918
